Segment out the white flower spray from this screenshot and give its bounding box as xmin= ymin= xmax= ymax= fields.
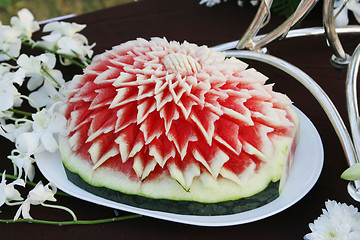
xmin=0 ymin=8 xmax=140 ymax=224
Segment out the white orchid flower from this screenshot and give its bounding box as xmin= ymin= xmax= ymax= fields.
xmin=0 ymin=80 xmax=22 ymax=111
xmin=17 ymin=54 xmax=42 ymax=76
xmin=334 ymin=0 xmax=360 ymax=27
xmin=0 ymin=65 xmax=25 ymax=111
xmin=29 ymin=81 xmax=65 ymax=108
xmin=31 ymin=104 xmax=69 ymax=152
xmin=43 ymin=21 xmax=86 ymax=38
xmin=8 ymin=149 xmax=35 ymax=181
xmin=0 ymin=25 xmax=22 ymax=61
xmin=14 ymin=182 xmax=56 ymax=220
xmin=17 ymin=53 xmax=65 ymax=92
xmin=10 ymin=8 xmax=40 ymax=41
xmin=0 ymin=120 xmax=32 ymax=142
xmin=57 ymin=36 xmax=95 ymax=59
xmin=14 ymin=103 xmax=68 ymax=155
xmin=0 ymin=172 xmax=25 ymax=207
xmin=38 ymin=21 xmax=95 ymax=63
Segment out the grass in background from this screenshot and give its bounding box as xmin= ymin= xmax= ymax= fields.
xmin=0 ymin=0 xmax=133 ymax=24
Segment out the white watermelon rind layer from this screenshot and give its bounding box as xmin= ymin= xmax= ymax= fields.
xmin=59 ymin=108 xmax=299 ymax=203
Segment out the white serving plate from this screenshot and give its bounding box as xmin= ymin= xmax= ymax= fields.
xmin=36 ymin=107 xmax=323 ymax=226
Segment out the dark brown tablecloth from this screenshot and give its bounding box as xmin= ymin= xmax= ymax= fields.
xmin=1 ymin=0 xmax=359 ymax=239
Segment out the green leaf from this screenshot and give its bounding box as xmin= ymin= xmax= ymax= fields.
xmin=341 ymin=163 xmax=360 ymax=180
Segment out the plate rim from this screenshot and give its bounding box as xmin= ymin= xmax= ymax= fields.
xmin=36 ymin=106 xmax=324 ymax=226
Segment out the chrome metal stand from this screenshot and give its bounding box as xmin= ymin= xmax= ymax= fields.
xmin=213 ymin=0 xmax=360 ymax=202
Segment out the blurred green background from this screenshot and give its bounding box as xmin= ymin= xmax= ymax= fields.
xmin=0 ymin=0 xmax=133 ymax=24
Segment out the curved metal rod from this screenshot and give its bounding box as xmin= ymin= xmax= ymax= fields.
xmin=226 ymin=50 xmax=359 ymax=194
xmin=253 ymin=0 xmax=319 ymax=50
xmin=236 ymin=0 xmax=273 ymax=50
xmin=236 ymin=0 xmax=318 ymax=51
xmin=213 ymin=25 xmax=360 ymax=52
xmin=323 ymin=0 xmax=350 ymax=67
xmin=345 ymin=43 xmax=360 ymax=192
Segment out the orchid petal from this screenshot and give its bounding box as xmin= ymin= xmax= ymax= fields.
xmin=28 ymin=182 xmax=57 ymax=203
xmin=0 ymin=173 xmax=6 ymax=207
xmin=15 ymin=132 xmax=39 ymax=154
xmin=0 ymin=25 xmax=22 ymax=60
xmin=10 ymin=8 xmax=40 ymax=39
xmin=5 ymin=180 xmax=24 ymax=202
xmin=28 ymin=85 xmax=56 ymax=108
xmin=347 ymin=1 xmax=360 ymax=24
xmin=0 ymin=82 xmax=20 ymax=111
xmin=334 ymin=4 xmax=349 ymax=27
xmin=14 ymin=199 xmax=31 ymax=220
xmin=17 ymin=54 xmax=42 ymax=76
xmin=40 ymin=130 xmax=58 ymax=152
xmin=49 ymin=112 xmax=68 ymax=134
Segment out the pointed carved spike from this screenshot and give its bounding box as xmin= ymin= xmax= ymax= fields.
xmin=93 ymin=67 xmax=121 ymax=85
xmin=183 ymin=161 xmax=201 ymax=190
xmin=251 ymin=102 xmax=294 ymax=127
xmin=141 ymin=158 xmax=157 ymax=181
xmin=155 ymin=90 xmax=173 ymax=111
xmin=115 ymin=103 xmax=138 ymax=133
xmin=168 ymin=162 xmax=188 ymax=191
xmin=148 ymin=137 xmax=176 ymax=167
xmin=110 ymin=88 xmax=138 ymax=109
xmin=129 ymin=134 xmax=145 ymax=158
xmin=192 ymin=146 xmax=229 ymax=179
xmin=242 ymin=141 xmax=270 ymax=162
xmin=89 ymin=141 xmax=101 ymax=164
xmin=214 ymin=117 xmax=242 ymax=154
xmin=190 ymin=110 xmax=219 ymax=145
xmin=221 ymin=106 xmax=254 ymax=126
xmin=92 ymin=147 xmax=120 ymax=170
xmin=242 ymin=123 xmax=274 ymax=157
xmin=68 ymin=132 xmax=80 ymax=151
xmin=167 ymin=120 xmax=198 ymax=160
xmin=115 ymin=134 xmax=131 ymax=163
xmin=139 ymin=113 xmax=164 ymax=144
xmin=137 ymin=99 xmax=157 ymax=125
xmin=86 ymin=129 xmax=104 ymax=143
xmin=208 ymin=148 xmax=230 ymax=179
xmin=193 ymin=149 xmax=213 ymax=177
xmin=219 ymin=167 xmax=244 ymax=187
xmin=159 ymin=103 xmax=180 ymax=135
xmin=133 ymin=154 xmax=144 ymax=178
xmin=214 ymin=134 xmax=241 ymax=155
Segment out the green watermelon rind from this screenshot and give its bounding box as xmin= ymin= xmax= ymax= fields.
xmin=64 ymin=166 xmax=280 ymax=216
xmin=59 ymin=107 xmax=298 ymax=204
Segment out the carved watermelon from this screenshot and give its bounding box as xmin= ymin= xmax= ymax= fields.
xmin=59 ymin=38 xmax=299 ymax=204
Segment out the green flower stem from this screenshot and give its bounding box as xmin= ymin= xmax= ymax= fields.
xmin=22 ymin=41 xmax=88 ymax=69
xmin=0 ymin=172 xmax=37 ymax=187
xmin=0 ymin=214 xmax=141 ymax=225
xmin=41 ymin=202 xmax=77 ymax=221
xmin=0 ymin=51 xmax=18 ymax=62
xmin=8 ymin=109 xmax=33 ymax=117
xmin=41 ymin=66 xmax=61 ymax=87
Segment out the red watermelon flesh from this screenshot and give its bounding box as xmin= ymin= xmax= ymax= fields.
xmin=60 ymin=38 xmax=299 ymax=203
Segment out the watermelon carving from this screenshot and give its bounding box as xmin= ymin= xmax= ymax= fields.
xmin=59 ymin=37 xmax=299 ymax=204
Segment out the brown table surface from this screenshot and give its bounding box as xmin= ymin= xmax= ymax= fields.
xmin=1 ymin=0 xmax=360 ymax=239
